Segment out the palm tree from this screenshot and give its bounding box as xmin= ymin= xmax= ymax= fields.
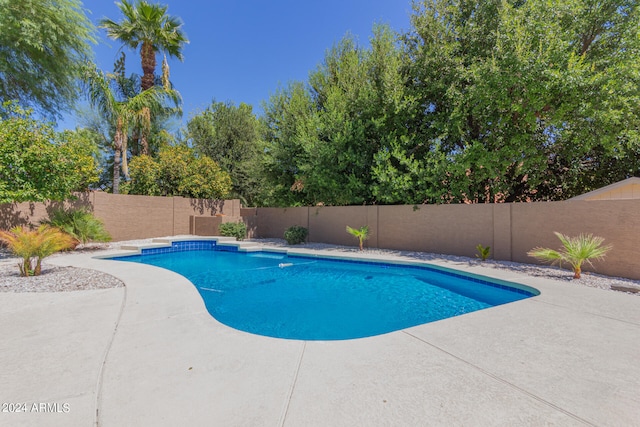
xmin=100 ymin=0 xmax=188 ymax=92
xmin=0 ymin=225 xmax=75 ymax=276
xmin=82 ymin=64 xmax=181 ymax=193
xmin=346 ymin=225 xmax=370 ymax=251
xmin=528 ymin=232 xmax=612 ymax=279
xmin=100 ymin=1 xmax=187 ymax=155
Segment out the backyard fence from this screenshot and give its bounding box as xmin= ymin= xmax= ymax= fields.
xmin=0 ymin=192 xmax=241 ymax=242
xmin=1 ymin=194 xmax=638 ymax=280
xmin=247 ymin=200 xmax=640 ymax=280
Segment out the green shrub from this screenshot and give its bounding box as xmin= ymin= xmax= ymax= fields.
xmin=284 ymin=225 xmax=308 ymax=245
xmin=475 ymin=244 xmax=491 ymax=261
xmin=219 ymin=221 xmax=247 ymax=241
xmin=42 ymin=208 xmax=111 ymax=245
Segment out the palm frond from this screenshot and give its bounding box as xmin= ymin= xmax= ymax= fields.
xmin=528 ymin=232 xmax=612 ymax=279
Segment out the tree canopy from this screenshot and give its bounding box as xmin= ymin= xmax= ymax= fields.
xmin=0 ymin=103 xmax=99 ymax=203
xmin=82 ymin=63 xmax=182 ymax=193
xmin=185 ymin=101 xmax=264 ymax=205
xmin=100 ymin=0 xmax=188 ymax=91
xmin=0 ymin=0 xmax=96 ymax=119
xmin=256 ymin=0 xmax=640 ymax=206
xmin=125 ymin=145 xmax=232 ymax=199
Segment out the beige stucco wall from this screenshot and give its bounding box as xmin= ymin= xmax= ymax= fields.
xmin=2 ymin=195 xmax=637 ymax=279
xmin=510 ymin=200 xmax=639 ymax=280
xmin=251 ymin=201 xmax=640 ymax=280
xmin=255 ymin=207 xmax=309 ymax=241
xmin=0 ymin=193 xmax=240 ymax=242
xmin=377 ymin=204 xmax=494 ymax=257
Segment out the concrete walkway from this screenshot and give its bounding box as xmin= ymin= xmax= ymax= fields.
xmin=1 ymin=244 xmax=639 ymax=426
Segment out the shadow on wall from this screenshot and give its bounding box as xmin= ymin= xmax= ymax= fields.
xmin=44 ymin=194 xmax=93 ymax=218
xmin=190 ymin=199 xmax=226 ymax=216
xmin=0 ymin=193 xmax=93 ymax=230
xmin=0 ymin=203 xmax=31 ymax=229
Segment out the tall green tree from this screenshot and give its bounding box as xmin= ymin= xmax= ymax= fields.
xmin=0 ymin=103 xmax=99 ymax=203
xmin=398 ymin=0 xmax=640 ymax=203
xmin=82 ymin=64 xmax=181 ymax=193
xmin=100 ymin=0 xmax=188 ymax=92
xmin=186 ymin=101 xmax=264 ymax=205
xmin=261 ymin=26 xmax=410 ymax=206
xmin=100 ymin=0 xmax=187 ymax=155
xmin=261 ymin=81 xmax=319 ymax=206
xmin=0 ymin=0 xmax=96 ymax=118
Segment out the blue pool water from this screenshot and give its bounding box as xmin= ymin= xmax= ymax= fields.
xmin=111 ymin=242 xmax=538 ymax=340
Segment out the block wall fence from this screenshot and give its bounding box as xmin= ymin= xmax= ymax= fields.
xmin=248 ymin=200 xmax=640 ymax=280
xmin=0 ymin=192 xmax=241 ymax=242
xmin=1 ymin=194 xmax=638 ymax=280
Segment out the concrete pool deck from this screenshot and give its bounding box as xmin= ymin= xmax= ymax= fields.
xmin=1 ymin=241 xmax=639 ymax=426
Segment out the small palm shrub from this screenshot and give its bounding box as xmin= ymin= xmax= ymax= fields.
xmin=0 ymin=225 xmax=76 ymax=276
xmin=219 ymin=221 xmax=247 ymax=241
xmin=42 ymin=208 xmax=111 ymax=246
xmin=346 ymin=225 xmax=369 ymax=251
xmin=475 ymin=244 xmax=491 ymax=261
xmin=284 ymin=225 xmax=308 ymax=245
xmin=527 ymin=232 xmax=612 ymax=279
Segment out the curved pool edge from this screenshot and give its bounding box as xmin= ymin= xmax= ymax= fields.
xmin=95 ymin=236 xmax=541 ymax=299
xmin=29 ymin=238 xmax=640 ymax=426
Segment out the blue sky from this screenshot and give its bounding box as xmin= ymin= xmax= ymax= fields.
xmin=65 ymin=0 xmax=413 ymax=130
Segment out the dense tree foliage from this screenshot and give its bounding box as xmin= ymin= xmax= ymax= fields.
xmin=0 ymin=0 xmax=95 ymax=118
xmin=261 ymin=26 xmax=409 ymax=206
xmin=185 ymin=101 xmax=264 ymax=205
xmin=0 ymin=104 xmax=99 ymax=203
xmin=125 ymin=145 xmax=232 ymax=199
xmin=258 ymin=1 xmax=640 ymax=206
xmin=5 ymin=0 xmax=637 ymax=208
xmin=395 ymin=0 xmax=640 ymax=203
xmin=82 ymin=63 xmax=181 ymax=193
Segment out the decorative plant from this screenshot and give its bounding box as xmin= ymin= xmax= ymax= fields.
xmin=42 ymin=208 xmax=111 ymax=246
xmin=219 ymin=221 xmax=247 ymax=241
xmin=284 ymin=225 xmax=308 ymax=245
xmin=0 ymin=225 xmax=75 ymax=276
xmin=346 ymin=225 xmax=369 ymax=251
xmin=475 ymin=244 xmax=491 ymax=261
xmin=527 ymin=232 xmax=612 ymax=279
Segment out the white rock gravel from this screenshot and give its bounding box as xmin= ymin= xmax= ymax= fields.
xmin=1 ymin=237 xmax=639 ymax=295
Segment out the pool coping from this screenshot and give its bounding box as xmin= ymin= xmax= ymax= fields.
xmin=98 ymin=236 xmax=541 ymax=297
xmin=1 ymin=236 xmax=639 ymax=426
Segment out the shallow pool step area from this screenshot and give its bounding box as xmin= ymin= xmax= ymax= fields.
xmin=115 ymin=236 xmax=276 ymax=256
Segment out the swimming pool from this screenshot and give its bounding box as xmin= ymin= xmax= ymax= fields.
xmin=110 ymin=240 xmax=539 ymax=340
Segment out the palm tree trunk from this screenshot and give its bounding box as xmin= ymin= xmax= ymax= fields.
xmin=138 ymin=105 xmax=152 ymax=155
xmin=20 ymin=258 xmax=31 ymax=276
xmin=140 ymin=131 xmax=149 ymax=155
xmin=141 ymin=41 xmax=156 ymax=91
xmin=121 ymin=132 xmax=130 ymax=178
xmin=113 ymin=123 xmax=124 ymax=194
xmin=113 ymin=148 xmax=121 ymax=194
